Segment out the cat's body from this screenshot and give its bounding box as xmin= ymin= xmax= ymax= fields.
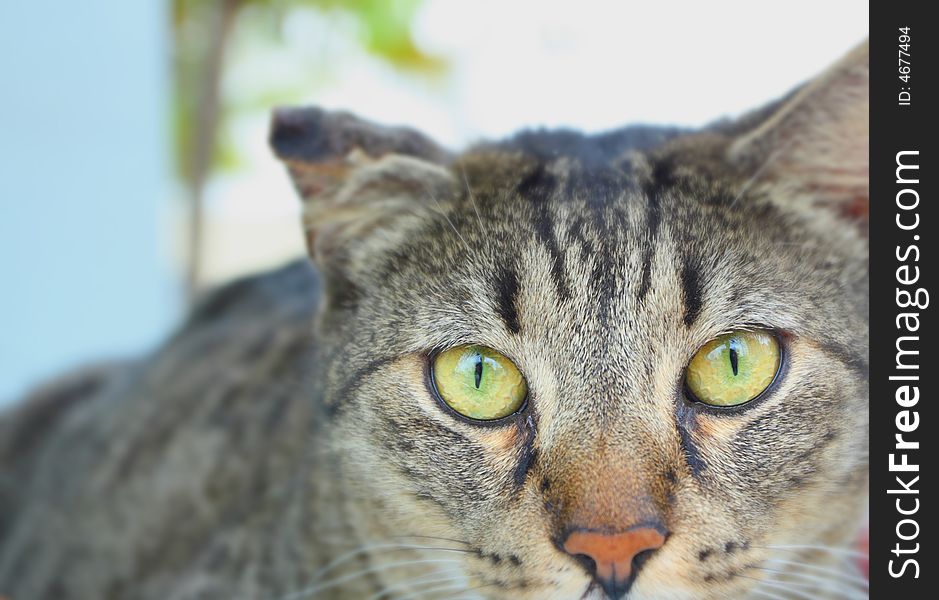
xmin=0 ymin=261 xmax=325 ymax=599
xmin=0 ymin=43 xmax=868 ymax=600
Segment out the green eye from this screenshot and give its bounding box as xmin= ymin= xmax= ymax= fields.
xmin=685 ymin=330 xmax=781 ymax=407
xmin=432 ymin=345 xmax=528 ymax=421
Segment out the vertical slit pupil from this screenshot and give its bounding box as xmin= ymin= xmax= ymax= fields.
xmin=474 ymin=354 xmax=483 ymax=389
xmin=729 ymin=344 xmax=739 ymax=377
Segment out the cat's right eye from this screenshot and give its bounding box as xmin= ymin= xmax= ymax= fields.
xmin=685 ymin=329 xmax=781 ymax=408
xmin=431 ymin=345 xmax=528 ymax=421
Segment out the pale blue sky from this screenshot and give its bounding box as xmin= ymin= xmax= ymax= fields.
xmin=0 ymin=0 xmax=179 ymax=404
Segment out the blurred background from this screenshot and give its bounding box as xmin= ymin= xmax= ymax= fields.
xmin=0 ymin=0 xmax=867 ymax=405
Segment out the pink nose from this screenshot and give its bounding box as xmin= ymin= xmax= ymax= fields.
xmin=562 ymin=528 xmax=666 ymax=598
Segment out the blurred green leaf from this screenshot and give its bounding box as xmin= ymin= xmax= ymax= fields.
xmin=173 ymin=0 xmax=445 ymax=179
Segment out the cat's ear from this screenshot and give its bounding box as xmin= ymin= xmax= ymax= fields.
xmin=269 ymin=107 xmax=455 ymax=278
xmin=728 ymin=40 xmax=868 ymax=231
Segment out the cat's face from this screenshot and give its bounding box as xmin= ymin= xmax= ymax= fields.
xmin=272 ymin=42 xmax=868 ymax=600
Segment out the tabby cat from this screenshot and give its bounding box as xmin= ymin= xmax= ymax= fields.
xmin=0 ymin=42 xmax=868 ymax=600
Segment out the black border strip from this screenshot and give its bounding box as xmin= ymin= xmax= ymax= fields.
xmin=870 ymin=4 xmax=936 ymax=596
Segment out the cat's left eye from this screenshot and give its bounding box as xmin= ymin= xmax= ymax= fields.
xmin=431 ymin=345 xmax=528 ymax=421
xmin=685 ymin=329 xmax=781 ymax=407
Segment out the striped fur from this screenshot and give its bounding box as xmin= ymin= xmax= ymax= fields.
xmin=0 ymin=43 xmax=868 ymax=600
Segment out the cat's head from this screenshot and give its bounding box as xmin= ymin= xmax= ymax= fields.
xmin=271 ymin=42 xmax=868 ymax=600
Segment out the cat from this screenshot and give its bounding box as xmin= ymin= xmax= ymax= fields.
xmin=0 ymin=41 xmax=868 ymax=600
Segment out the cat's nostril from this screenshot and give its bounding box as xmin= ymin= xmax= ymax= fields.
xmin=562 ymin=527 xmax=666 ymax=600
xmin=631 ymin=548 xmax=655 ymax=575
xmin=570 ymin=552 xmax=598 ymax=577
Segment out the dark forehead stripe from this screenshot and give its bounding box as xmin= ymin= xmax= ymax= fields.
xmin=680 ymin=256 xmax=704 ymax=327
xmin=636 ymin=159 xmax=675 ymax=302
xmin=646 ymin=157 xmax=707 ymax=328
xmin=493 ymin=264 xmax=522 ymax=334
xmin=570 ymin=166 xmax=629 ymax=326
xmin=516 ymin=164 xmax=572 ymax=301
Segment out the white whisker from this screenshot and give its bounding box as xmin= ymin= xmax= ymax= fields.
xmin=439 ymin=581 xmax=500 ymax=600
xmin=421 ymin=184 xmax=473 ymax=255
xmin=458 ymin=161 xmax=487 ymax=240
xmin=749 ymin=587 xmax=793 ymax=600
xmin=733 ymin=573 xmax=817 ymax=600
xmin=758 ymin=544 xmax=868 ymax=560
xmin=764 ymin=557 xmax=868 ymax=588
xmin=273 ymin=558 xmax=463 ymax=600
xmin=365 ymin=572 xmax=468 ymax=600
xmin=395 ymin=534 xmax=471 ymax=546
xmin=306 ymin=542 xmax=472 ymax=585
xmin=394 ymin=578 xmax=471 ymax=600
xmin=754 ymin=566 xmax=866 ymax=596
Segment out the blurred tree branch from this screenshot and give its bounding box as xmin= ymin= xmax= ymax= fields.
xmin=178 ymin=0 xmax=241 ymax=298
xmin=173 ymin=0 xmax=443 ymax=300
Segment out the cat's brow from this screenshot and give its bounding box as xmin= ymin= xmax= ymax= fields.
xmin=636 ymin=180 xmax=662 ymax=303
xmin=680 ymin=255 xmax=705 ymax=327
xmin=492 ymin=264 xmax=522 ymax=335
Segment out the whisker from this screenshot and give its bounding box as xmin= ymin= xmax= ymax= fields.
xmin=749 ymin=587 xmax=793 ymax=600
xmin=273 ymin=558 xmax=463 ymax=600
xmin=395 ymin=534 xmax=472 ymax=547
xmin=364 ymin=572 xmax=467 ymax=600
xmin=764 ymin=557 xmax=868 ymax=588
xmin=421 ymin=184 xmax=473 ymax=255
xmin=753 ymin=566 xmax=866 ymax=596
xmin=398 ymin=204 xmax=471 ymax=275
xmin=307 ymin=542 xmax=474 ymax=584
xmin=758 ymin=543 xmax=868 ymax=558
xmin=771 ymin=578 xmax=868 ymax=600
xmin=457 ymin=160 xmax=487 ymax=240
xmin=394 ymin=578 xmax=472 ymax=600
xmin=439 ymin=581 xmax=500 ymax=600
xmin=732 ymin=574 xmax=816 ymax=600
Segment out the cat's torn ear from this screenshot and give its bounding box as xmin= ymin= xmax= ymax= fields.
xmin=269 ymin=107 xmax=455 ymax=274
xmin=728 ymin=40 xmax=868 ymax=232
